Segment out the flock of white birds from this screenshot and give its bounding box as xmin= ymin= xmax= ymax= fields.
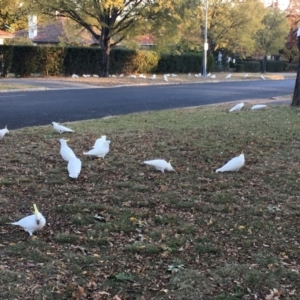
xmin=1 ymin=83 xmax=268 ymax=237
xmin=71 ymin=73 xmax=263 ymax=81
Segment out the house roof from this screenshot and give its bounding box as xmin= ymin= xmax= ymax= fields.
xmin=0 ymin=30 xmax=14 ymax=39
xmin=16 ymin=17 xmax=98 ymax=45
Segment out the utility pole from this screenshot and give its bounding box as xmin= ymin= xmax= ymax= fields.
xmin=203 ymin=0 xmax=208 ymax=79
xmin=292 ymin=27 xmax=300 ymax=106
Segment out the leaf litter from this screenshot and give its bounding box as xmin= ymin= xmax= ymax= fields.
xmin=0 ymin=104 xmax=300 ymax=299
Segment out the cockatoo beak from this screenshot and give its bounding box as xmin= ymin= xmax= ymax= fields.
xmin=65 ymin=139 xmax=70 ymax=142
xmin=5 ymin=125 xmax=7 ymax=129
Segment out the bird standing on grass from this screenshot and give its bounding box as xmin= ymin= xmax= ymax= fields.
xmin=216 ymin=153 xmax=245 ymax=173
xmin=229 ymin=103 xmax=244 ymax=112
xmin=60 ymin=139 xmax=76 ymax=162
xmin=0 ymin=125 xmax=9 ymax=140
xmin=93 ymin=135 xmax=109 ymax=148
xmin=251 ymin=104 xmax=267 ymax=110
xmin=84 ymin=140 xmax=111 ymax=158
xmin=11 ymin=204 xmax=46 ymax=236
xmin=144 ymin=159 xmax=174 ymax=173
xmin=52 ymin=122 xmax=74 ymax=134
xmin=68 ymin=156 xmax=82 ymax=178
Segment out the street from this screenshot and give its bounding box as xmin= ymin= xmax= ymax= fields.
xmin=0 ymin=79 xmax=294 ymax=129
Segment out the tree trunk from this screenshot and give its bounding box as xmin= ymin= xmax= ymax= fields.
xmin=99 ymin=35 xmax=111 ymax=78
xmin=291 ymin=35 xmax=300 ymax=106
xmin=261 ymin=55 xmax=267 ymax=74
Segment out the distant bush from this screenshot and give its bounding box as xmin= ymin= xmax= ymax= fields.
xmin=241 ymin=61 xmax=261 ymax=72
xmin=11 ymin=45 xmax=41 ymax=76
xmin=0 ymin=45 xmax=213 ymax=77
xmin=156 ymin=52 xmax=203 ymax=73
xmin=266 ymin=60 xmax=285 ymax=72
xmin=0 ymin=45 xmax=13 ymax=77
xmin=235 ymin=64 xmax=245 ymax=72
xmin=284 ymin=62 xmax=297 ymax=72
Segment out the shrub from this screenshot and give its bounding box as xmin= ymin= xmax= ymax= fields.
xmin=156 ymin=53 xmax=203 ymax=73
xmin=241 ymin=61 xmax=261 ymax=72
xmin=235 ymin=64 xmax=245 ymax=72
xmin=0 ymin=45 xmax=13 ymax=77
xmin=11 ymin=45 xmax=41 ymax=77
xmin=284 ymin=62 xmax=297 ymax=72
xmin=266 ymin=60 xmax=285 ymax=72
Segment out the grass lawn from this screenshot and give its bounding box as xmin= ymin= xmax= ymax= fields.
xmin=0 ymin=82 xmax=39 ymax=90
xmin=0 ymin=103 xmax=300 ymax=300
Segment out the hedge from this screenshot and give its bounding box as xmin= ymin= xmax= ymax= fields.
xmin=235 ymin=64 xmax=245 ymax=72
xmin=0 ymin=45 xmax=222 ymax=77
xmin=240 ymin=61 xmax=261 ymax=72
xmin=266 ymin=60 xmax=285 ymax=72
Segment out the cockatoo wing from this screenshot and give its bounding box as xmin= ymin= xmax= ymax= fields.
xmin=0 ymin=126 xmax=9 ymax=140
xmin=93 ymin=136 xmax=107 ymax=148
xmin=68 ymin=157 xmax=82 ymax=178
xmin=251 ymin=104 xmax=267 ymax=110
xmin=229 ymin=103 xmax=244 ymax=112
xmin=11 ymin=213 xmax=46 ymax=236
xmin=60 ymin=142 xmax=76 ymax=162
xmin=144 ymin=159 xmax=174 ymax=173
xmin=216 ymin=154 xmax=245 ymax=172
xmin=84 ymin=141 xmax=110 ymax=158
xmin=52 ymin=122 xmax=74 ymax=134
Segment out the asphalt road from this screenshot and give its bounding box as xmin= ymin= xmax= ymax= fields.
xmin=0 ymin=79 xmax=294 ymax=130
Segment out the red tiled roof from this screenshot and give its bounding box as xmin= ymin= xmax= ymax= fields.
xmin=16 ymin=18 xmax=98 ymax=45
xmin=0 ymin=30 xmax=14 ymax=38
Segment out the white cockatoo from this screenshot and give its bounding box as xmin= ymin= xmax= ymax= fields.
xmin=93 ymin=135 xmax=109 ymax=148
xmin=84 ymin=140 xmax=111 ymax=158
xmin=60 ymin=139 xmax=76 ymax=162
xmin=251 ymin=104 xmax=267 ymax=110
xmin=150 ymin=74 xmax=156 ymax=80
xmin=52 ymin=122 xmax=74 ymax=134
xmin=163 ymin=75 xmax=168 ymax=82
xmin=229 ymin=103 xmax=244 ymax=112
xmin=260 ymin=75 xmax=266 ymax=80
xmin=139 ymin=74 xmax=146 ymax=79
xmin=144 ymin=159 xmax=174 ymax=173
xmin=171 ymin=74 xmax=177 ymax=77
xmin=11 ymin=204 xmax=46 ymax=236
xmin=0 ymin=125 xmax=9 ymax=140
xmin=244 ymin=74 xmax=248 ymax=77
xmin=71 ymin=74 xmax=79 ymax=78
xmin=216 ymin=153 xmax=245 ymax=173
xmin=210 ymin=74 xmax=216 ymax=79
xmin=93 ymin=74 xmax=99 ymax=78
xmin=225 ymin=73 xmax=232 ymax=79
xmin=128 ymin=74 xmax=136 ymax=78
xmin=68 ymin=157 xmax=82 ymax=179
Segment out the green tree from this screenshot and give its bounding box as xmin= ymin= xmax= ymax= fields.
xmin=254 ymin=8 xmax=289 ymax=72
xmin=28 ymin=0 xmax=180 ymax=77
xmin=0 ymin=0 xmax=29 ymax=31
xmin=207 ymin=0 xmax=266 ymax=56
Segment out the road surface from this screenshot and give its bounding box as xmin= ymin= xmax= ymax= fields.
xmin=0 ymin=79 xmax=294 ymax=129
